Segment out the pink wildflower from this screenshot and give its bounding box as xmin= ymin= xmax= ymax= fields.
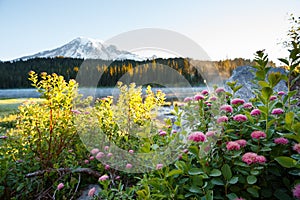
xmin=159 ymin=131 xmax=167 ymax=136
xmin=231 ymin=98 xmax=245 ymax=105
xmin=115 ymin=176 xmax=121 ymax=180
xmin=183 ymin=149 xmax=189 ymax=154
xmin=226 ymin=141 xmax=241 ymax=151
xmin=251 ymin=131 xmax=267 ymax=139
xmin=88 ymin=187 xmax=96 ymax=197
xmin=89 ymin=156 xmax=94 ymax=160
xmin=206 ymin=131 xmax=216 ymax=137
xmin=243 ymin=102 xmax=253 ymax=109
xmin=156 ymin=164 xmax=163 ymax=170
xmin=57 ymin=183 xmax=64 ymax=190
xmin=84 ymin=159 xmax=89 ymax=164
xmin=250 ymin=108 xmax=261 ymax=116
xmin=220 ymin=105 xmax=233 ymax=113
xmin=171 ymin=130 xmax=177 ymax=134
xmin=293 ymin=184 xmax=300 ymax=199
xmin=184 ymin=97 xmax=193 ymax=102
xmin=236 ymin=139 xmax=247 ymax=147
xmin=106 ymin=153 xmax=113 ymax=157
xmin=128 ymin=149 xmax=134 ymax=154
xmin=293 ymin=143 xmax=300 ymax=153
xmin=126 ymin=163 xmax=133 ymax=169
xmin=104 ymin=146 xmax=109 ymax=151
xmin=188 ymin=132 xmax=206 ymax=142
xmin=255 ymin=155 xmax=266 ymax=163
xmin=96 ymin=152 xmax=105 ymax=159
xmin=105 ymin=164 xmax=110 ymax=170
xmin=201 ymin=90 xmax=209 ymax=95
xmin=274 ymin=137 xmax=288 ymax=145
xmin=242 ymin=152 xmax=258 ymax=165
xmin=215 ymin=88 xmax=225 ymax=93
xmin=271 ymin=108 xmax=284 ymax=115
xmin=99 ymin=174 xmax=109 ymax=181
xmin=269 ymin=95 xmax=277 ymax=101
xmin=210 ymin=96 xmax=217 ymax=101
xmin=206 ymin=102 xmax=212 ymax=107
xmin=233 ymin=114 xmax=248 ymax=122
xmin=90 ymin=148 xmax=100 ymax=155
xmin=278 ymin=91 xmax=285 ymax=96
xmin=0 ymin=135 xmax=8 ymax=139
xmin=194 ymin=94 xmax=205 ymax=101
xmin=71 ymin=109 xmax=81 ymax=114
xmin=217 ymin=116 xmax=228 ymax=123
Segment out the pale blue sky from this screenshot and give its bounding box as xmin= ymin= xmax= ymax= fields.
xmin=1 ymin=0 xmax=300 ymax=64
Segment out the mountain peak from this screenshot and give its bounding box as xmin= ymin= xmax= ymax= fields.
xmin=17 ymin=37 xmax=144 ymax=61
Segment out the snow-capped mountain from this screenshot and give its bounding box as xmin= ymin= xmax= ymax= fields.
xmin=18 ymin=37 xmax=145 ymax=61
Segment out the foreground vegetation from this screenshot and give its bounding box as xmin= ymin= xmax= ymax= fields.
xmin=0 ymin=15 xmax=300 ymax=200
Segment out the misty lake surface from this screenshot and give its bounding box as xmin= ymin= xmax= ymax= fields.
xmin=0 ymin=87 xmax=207 ymax=100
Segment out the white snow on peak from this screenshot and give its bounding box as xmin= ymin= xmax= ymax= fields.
xmin=17 ymin=37 xmax=148 ymax=61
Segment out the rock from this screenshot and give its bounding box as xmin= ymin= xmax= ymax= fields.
xmin=225 ymin=66 xmax=288 ymax=101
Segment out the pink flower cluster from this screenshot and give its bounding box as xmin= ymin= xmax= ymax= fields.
xmin=233 ymin=114 xmax=248 ymax=122
xmin=88 ymin=187 xmax=96 ymax=197
xmin=220 ymin=105 xmax=233 ymax=113
xmin=278 ymin=91 xmax=285 ymax=96
xmin=226 ymin=141 xmax=240 ymax=151
xmin=226 ymin=139 xmax=247 ymax=151
xmin=57 ymin=183 xmax=64 ymax=190
xmin=215 ymin=88 xmax=225 ymax=93
xmin=231 ymin=98 xmax=245 ymax=105
xmin=274 ymin=137 xmax=288 ymax=145
xmin=188 ymin=131 xmax=206 ymax=142
xmin=184 ymin=97 xmax=193 ymax=102
xmin=194 ymin=94 xmax=205 ymax=101
xmin=251 ymin=131 xmax=266 ymax=140
xmin=242 ymin=152 xmax=266 ymax=165
xmin=250 ymin=109 xmax=261 ymax=116
xmin=271 ymin=108 xmax=284 ymax=115
xmin=201 ymin=90 xmax=209 ymax=95
xmin=293 ymin=143 xmax=300 ymax=153
xmin=269 ymin=95 xmax=277 ymax=101
xmin=99 ymin=174 xmax=109 ymax=181
xmin=217 ymin=116 xmax=228 ymax=123
xmin=159 ymin=130 xmax=167 ymax=136
xmin=243 ymin=102 xmax=253 ymax=109
xmin=293 ymin=184 xmax=300 ymax=199
xmin=156 ymin=164 xmax=163 ymax=170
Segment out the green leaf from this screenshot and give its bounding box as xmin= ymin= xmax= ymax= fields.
xmin=289 ymin=169 xmax=300 ymax=176
xmin=209 ymin=169 xmax=222 ymax=177
xmin=211 ymin=178 xmax=224 ymax=185
xmin=247 ymin=187 xmax=259 ymax=198
xmin=233 ymin=85 xmax=243 ymax=93
xmin=288 ymin=90 xmax=297 ymax=98
xmin=275 ymin=156 xmax=297 ymax=168
xmin=189 ymin=145 xmax=199 ymax=157
xmin=188 ymin=185 xmax=202 ymax=194
xmin=226 ymin=193 xmax=238 ymax=200
xmin=278 ymin=58 xmax=289 ymax=66
xmin=188 ymin=168 xmax=204 ymax=175
xmin=268 ymin=72 xmax=282 ymax=88
xmin=250 ymin=170 xmax=260 ymax=175
xmin=228 ymin=176 xmax=239 ymax=184
xmin=274 ymin=189 xmax=292 ymax=200
xmin=247 ymin=175 xmax=257 ymax=184
xmin=221 ymin=164 xmax=232 ymax=180
xmin=285 ymin=111 xmax=295 ymax=126
xmin=166 ymin=169 xmax=183 ymax=177
xmin=258 ymin=81 xmax=269 ymax=88
xmin=262 ymin=87 xmax=273 ymax=100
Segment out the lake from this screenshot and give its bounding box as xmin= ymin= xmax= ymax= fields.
xmin=0 ymin=87 xmax=207 ymax=100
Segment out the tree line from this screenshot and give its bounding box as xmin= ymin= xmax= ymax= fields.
xmin=0 ymin=57 xmax=269 ymax=89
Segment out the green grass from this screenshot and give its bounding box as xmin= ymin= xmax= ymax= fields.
xmin=0 ymin=98 xmax=43 ymax=117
